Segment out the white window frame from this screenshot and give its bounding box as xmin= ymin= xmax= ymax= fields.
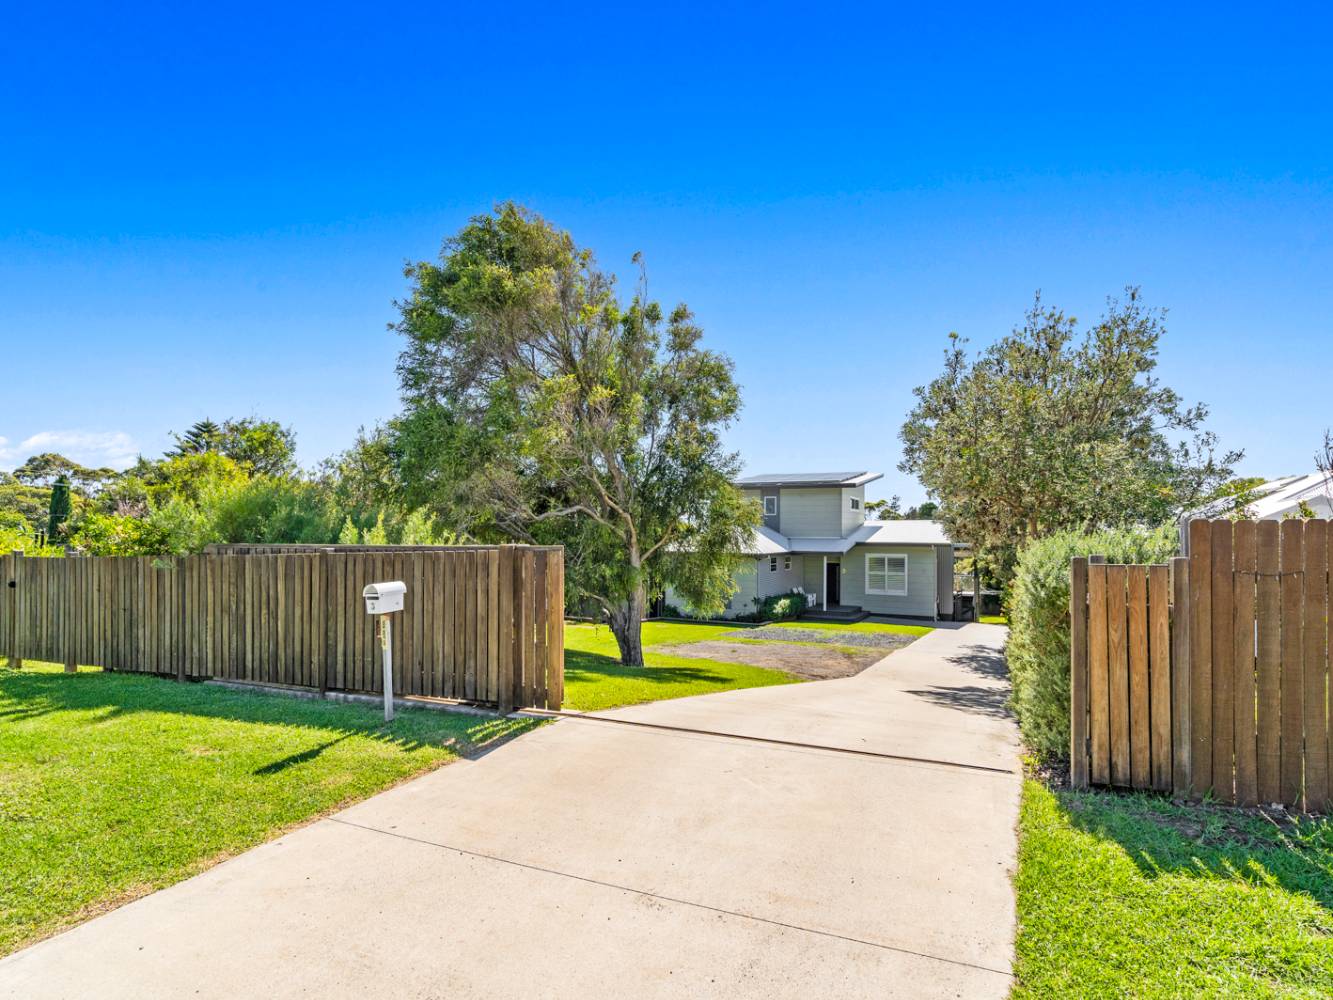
xmin=763 ymin=495 xmax=778 ymax=517
xmin=769 ymin=556 xmax=778 ymax=572
xmin=850 ymin=496 xmax=861 ymax=510
xmin=865 ymin=553 xmax=908 ymax=596
xmin=783 ymin=555 xmax=792 ymax=571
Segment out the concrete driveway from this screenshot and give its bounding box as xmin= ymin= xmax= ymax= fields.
xmin=0 ymin=623 xmax=1020 ymax=999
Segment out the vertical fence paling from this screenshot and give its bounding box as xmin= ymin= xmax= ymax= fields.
xmin=0 ymin=546 xmax=564 ymax=710
xmin=1074 ymin=519 xmax=1333 ymax=812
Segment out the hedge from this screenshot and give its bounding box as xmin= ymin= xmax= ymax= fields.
xmin=1007 ymin=523 xmax=1179 ymax=760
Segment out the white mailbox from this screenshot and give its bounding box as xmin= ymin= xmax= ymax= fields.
xmin=363 ymin=581 xmax=406 ymax=615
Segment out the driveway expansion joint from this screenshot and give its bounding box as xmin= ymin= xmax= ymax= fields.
xmin=516 ymin=708 xmax=1017 ymax=776
xmin=326 ymin=817 xmax=1015 ymax=980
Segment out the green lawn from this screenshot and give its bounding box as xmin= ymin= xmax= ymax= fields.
xmin=979 ymin=614 xmax=1008 ymax=625
xmin=562 ymin=621 xmax=798 ymax=711
xmin=0 ymin=661 xmax=534 ymax=957
xmin=1014 ymin=778 xmax=1333 ymax=998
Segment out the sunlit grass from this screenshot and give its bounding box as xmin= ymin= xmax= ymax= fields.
xmin=0 ymin=660 xmax=534 ymax=956
xmin=1014 ymin=778 xmax=1333 ymax=997
xmin=562 ymin=622 xmax=797 ymax=711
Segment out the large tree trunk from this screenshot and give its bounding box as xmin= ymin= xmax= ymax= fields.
xmin=607 ymin=586 xmax=647 ymax=667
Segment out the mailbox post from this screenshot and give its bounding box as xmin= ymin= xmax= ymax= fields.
xmin=362 ymin=581 xmax=406 ymax=721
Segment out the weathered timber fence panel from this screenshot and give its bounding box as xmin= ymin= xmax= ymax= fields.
xmin=1072 ymin=519 xmax=1332 ymax=813
xmin=0 ymin=545 xmax=564 ymax=711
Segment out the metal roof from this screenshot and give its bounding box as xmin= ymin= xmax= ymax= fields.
xmin=738 ymin=519 xmax=953 ymax=555
xmin=735 ymin=471 xmax=883 ymax=489
xmin=1187 ymin=471 xmax=1333 ymax=521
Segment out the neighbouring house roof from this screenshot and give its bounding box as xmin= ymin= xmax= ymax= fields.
xmin=1242 ymin=473 xmax=1333 ymax=519
xmin=735 ymin=471 xmax=884 ymax=489
xmin=738 ymin=519 xmax=953 ymax=555
xmin=1189 ymin=471 xmax=1333 ymax=521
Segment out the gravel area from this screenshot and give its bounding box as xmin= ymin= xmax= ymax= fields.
xmin=726 ymin=625 xmax=918 ymax=651
xmin=657 ymin=639 xmax=886 ymax=680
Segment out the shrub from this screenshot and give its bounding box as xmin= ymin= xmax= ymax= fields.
xmin=756 ymin=591 xmax=807 ymax=621
xmin=1007 ymin=523 xmax=1179 ymax=760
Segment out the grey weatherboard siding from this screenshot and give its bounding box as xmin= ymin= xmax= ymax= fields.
xmin=777 ymin=488 xmax=842 ymax=537
xmin=838 ymin=545 xmax=948 ymax=618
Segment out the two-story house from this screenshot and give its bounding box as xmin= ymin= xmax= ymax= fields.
xmin=667 ymin=471 xmax=957 ymax=622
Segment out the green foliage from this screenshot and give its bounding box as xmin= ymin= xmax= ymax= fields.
xmin=65 ymin=511 xmax=163 ymax=556
xmin=391 ymin=203 xmax=757 ymax=664
xmin=900 ymin=289 xmax=1238 ymax=583
xmin=168 ymin=418 xmax=222 ymax=456
xmin=0 ymin=522 xmax=63 ymax=557
xmin=338 ymin=516 xmax=359 ymax=545
xmin=1007 ymin=523 xmax=1179 ymax=759
xmin=0 ymin=482 xmax=52 ymax=536
xmin=864 ymin=495 xmax=901 ymax=519
xmin=170 ymin=417 xmax=296 ymax=476
xmin=209 ymin=476 xmax=338 ymax=545
xmin=12 ymin=453 xmax=115 ymax=492
xmin=44 ymin=475 xmax=72 ymax=542
xmin=361 ymin=511 xmax=389 ymax=545
xmin=756 ymin=591 xmax=808 ymax=621
xmin=864 ymin=497 xmax=939 ymax=521
xmin=216 ymin=418 xmax=298 ymax=476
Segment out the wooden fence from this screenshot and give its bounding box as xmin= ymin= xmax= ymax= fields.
xmin=1071 ymin=519 xmax=1331 ymax=812
xmin=0 ymin=545 xmax=564 ymax=712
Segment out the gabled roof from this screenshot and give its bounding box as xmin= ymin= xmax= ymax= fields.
xmin=735 ymin=471 xmax=883 ymax=489
xmin=738 ymin=519 xmax=953 ymax=555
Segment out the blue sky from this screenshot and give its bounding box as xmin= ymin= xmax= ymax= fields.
xmin=2 ymin=3 xmax=1331 ymax=504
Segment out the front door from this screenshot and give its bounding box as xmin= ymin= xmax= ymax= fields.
xmin=825 ymin=561 xmax=840 ymax=606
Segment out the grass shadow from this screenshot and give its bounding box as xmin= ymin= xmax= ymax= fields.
xmin=252 ymin=734 xmax=353 ymax=775
xmin=1055 ymin=784 xmax=1333 ymax=913
xmin=563 ymin=648 xmax=736 ymax=686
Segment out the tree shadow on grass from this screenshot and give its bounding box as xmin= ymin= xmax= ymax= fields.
xmin=563 ymin=649 xmax=736 ymax=687
xmin=0 ymin=664 xmax=533 ymax=758
xmin=1055 ymin=785 xmax=1333 ymax=914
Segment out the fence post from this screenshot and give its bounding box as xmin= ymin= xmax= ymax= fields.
xmin=65 ymin=556 xmax=78 ymax=673
xmin=1170 ymin=555 xmax=1192 ymax=797
xmin=10 ymin=550 xmax=24 ymax=669
xmin=315 ymin=552 xmax=329 ymax=694
xmin=1070 ymin=556 xmax=1090 ymax=788
xmin=497 ymin=545 xmax=516 ymax=715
